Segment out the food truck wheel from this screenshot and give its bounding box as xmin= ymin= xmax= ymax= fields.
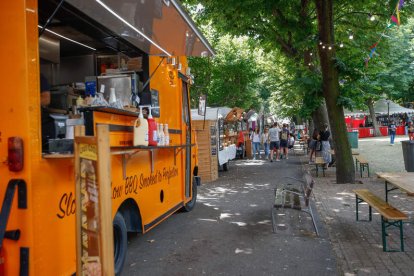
xmin=113 ymin=212 xmax=127 ymax=275
xmin=182 ymin=179 xmax=197 ymax=212
xmin=223 ymin=162 xmax=229 ymax=171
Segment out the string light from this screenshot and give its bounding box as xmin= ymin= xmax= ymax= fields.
xmin=349 ymin=34 xmax=354 ymax=40
xmin=322 ymin=45 xmax=326 ymax=49
xmin=310 ymin=53 xmax=313 ymax=56
xmin=328 ymin=46 xmax=332 ymax=50
xmin=319 ymin=41 xmax=323 ymax=45
xmin=369 ymin=14 xmax=376 ymax=21
xmin=340 ymin=43 xmax=344 ymax=48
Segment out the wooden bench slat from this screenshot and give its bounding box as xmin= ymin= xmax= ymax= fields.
xmin=355 ymin=156 xmax=368 ymax=164
xmin=315 ymin=157 xmax=325 ymax=164
xmin=353 ymin=189 xmax=407 ymax=220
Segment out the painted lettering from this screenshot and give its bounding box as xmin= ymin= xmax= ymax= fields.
xmin=112 ymin=185 xmax=123 ymax=199
xmin=57 ymin=192 xmax=76 ymax=219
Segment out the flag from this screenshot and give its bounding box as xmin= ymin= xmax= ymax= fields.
xmin=399 ymin=0 xmax=405 ymax=9
xmin=370 ymin=43 xmax=378 ymax=49
xmin=369 ymin=47 xmax=376 ymax=58
xmin=391 ymin=15 xmax=400 ymax=26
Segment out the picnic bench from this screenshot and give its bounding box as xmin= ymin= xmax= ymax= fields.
xmin=355 ymin=156 xmax=370 ymax=177
xmin=354 ymin=189 xmax=407 ymax=252
xmin=271 ymin=173 xmax=319 ymax=236
xmin=314 ymin=157 xmax=326 ymax=177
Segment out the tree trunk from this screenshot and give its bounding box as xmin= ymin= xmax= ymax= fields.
xmin=311 ymin=100 xmax=330 ymax=131
xmin=315 ymin=0 xmax=355 ymax=184
xmin=366 ymin=98 xmax=381 ymax=136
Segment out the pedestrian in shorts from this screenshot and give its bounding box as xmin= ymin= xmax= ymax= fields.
xmin=268 ymin=122 xmax=281 ymax=162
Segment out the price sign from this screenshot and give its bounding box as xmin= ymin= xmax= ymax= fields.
xmin=75 ymin=125 xmax=114 ymax=275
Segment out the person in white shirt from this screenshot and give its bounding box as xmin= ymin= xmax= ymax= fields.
xmin=261 ymin=127 xmax=270 ymax=160
xmin=250 ymin=127 xmax=261 ymax=160
xmin=268 ymin=122 xmax=281 ymax=162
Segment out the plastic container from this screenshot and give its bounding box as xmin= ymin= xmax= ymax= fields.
xmin=164 ymin=123 xmax=169 ymax=146
xmin=147 ymin=108 xmax=158 ymax=146
xmin=133 ymin=107 xmax=148 ymax=146
xmin=158 ymin=123 xmax=165 ymax=146
xmin=402 ymin=140 xmax=414 ymax=172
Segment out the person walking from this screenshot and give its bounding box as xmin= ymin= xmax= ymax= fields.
xmin=261 ymin=127 xmax=270 ymax=160
xmin=250 ymin=127 xmax=261 ymax=160
xmin=280 ymin=124 xmax=290 ymax=159
xmin=408 ymin=122 xmax=414 ymax=141
xmin=308 ymin=128 xmax=319 ymax=164
xmin=319 ymin=123 xmax=332 ymax=169
xmin=389 ymin=121 xmax=397 ymax=145
xmin=268 ymin=122 xmax=281 ymax=162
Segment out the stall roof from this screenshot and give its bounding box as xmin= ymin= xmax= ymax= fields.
xmin=58 ymin=0 xmax=215 ymax=57
xmin=344 ymin=99 xmax=414 ymax=116
xmin=191 ymin=107 xmax=232 ymax=121
xmin=343 ymin=108 xmax=368 ymax=116
xmin=374 ymin=99 xmax=414 ymax=115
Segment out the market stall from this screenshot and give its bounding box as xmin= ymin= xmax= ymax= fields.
xmin=191 ymin=107 xmax=245 ymax=182
xmin=344 ymin=100 xmax=414 ymax=138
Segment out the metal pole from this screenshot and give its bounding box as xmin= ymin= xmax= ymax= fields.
xmin=387 ymin=101 xmax=390 ymax=125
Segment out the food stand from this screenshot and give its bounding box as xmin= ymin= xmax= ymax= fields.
xmin=344 ymin=100 xmax=414 ymax=138
xmin=191 ymin=107 xmax=245 ymax=182
xmin=0 ymin=1 xmax=214 ymax=275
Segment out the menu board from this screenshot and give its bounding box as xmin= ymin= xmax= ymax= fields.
xmin=75 ymin=125 xmax=114 ymax=275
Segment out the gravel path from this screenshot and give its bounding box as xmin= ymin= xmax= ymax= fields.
xmin=357 ymin=135 xmax=409 ymax=173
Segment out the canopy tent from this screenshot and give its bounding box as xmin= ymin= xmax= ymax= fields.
xmin=191 ymin=107 xmax=232 ymax=121
xmin=373 ymin=99 xmax=414 ymax=115
xmin=344 ymin=99 xmax=414 ymax=116
xmin=343 ymin=108 xmax=368 ymax=116
xmin=225 ymin=107 xmax=244 ymax=122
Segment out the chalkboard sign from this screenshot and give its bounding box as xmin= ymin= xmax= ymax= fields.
xmin=151 ymin=89 xmax=160 ymax=117
xmin=75 ymin=125 xmax=114 ymax=275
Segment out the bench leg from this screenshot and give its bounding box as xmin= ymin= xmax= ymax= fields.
xmin=360 ymin=164 xmax=362 ymax=177
xmin=400 ymin=220 xmax=404 ymax=252
xmin=381 ymin=218 xmax=405 ymax=252
xmin=315 ymin=165 xmax=318 ymax=177
xmin=367 ymin=164 xmax=370 ymax=177
xmin=382 ymin=216 xmax=387 ymax=252
xmin=355 ymin=196 xmax=371 ymax=221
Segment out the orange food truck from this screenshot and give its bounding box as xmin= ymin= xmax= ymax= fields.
xmin=0 ymin=0 xmax=214 ymax=275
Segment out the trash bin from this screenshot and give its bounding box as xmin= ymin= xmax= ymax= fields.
xmin=347 ymin=130 xmax=359 ymax=148
xmin=401 ymin=140 xmax=414 ymax=172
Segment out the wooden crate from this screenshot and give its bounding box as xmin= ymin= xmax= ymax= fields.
xmin=192 ymin=120 xmax=218 ymax=183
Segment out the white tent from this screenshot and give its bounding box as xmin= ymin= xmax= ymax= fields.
xmin=344 ymin=100 xmax=414 ymax=116
xmin=191 ymin=107 xmax=232 ymax=121
xmin=373 ymin=99 xmax=414 ymax=115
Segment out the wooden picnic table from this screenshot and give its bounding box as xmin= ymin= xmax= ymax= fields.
xmin=376 ymin=172 xmax=414 ymax=202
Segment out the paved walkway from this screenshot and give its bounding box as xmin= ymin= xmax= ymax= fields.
xmin=303 ymin=135 xmax=414 ymax=275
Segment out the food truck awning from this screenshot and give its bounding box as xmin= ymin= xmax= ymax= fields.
xmin=58 ymin=0 xmax=215 ymax=57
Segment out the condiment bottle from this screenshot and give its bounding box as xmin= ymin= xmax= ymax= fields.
xmin=164 ymin=123 xmax=169 ymax=146
xmin=147 ymin=107 xmax=158 ymax=146
xmin=158 ymin=123 xmax=165 ymax=146
xmin=133 ymin=106 xmax=149 ymax=146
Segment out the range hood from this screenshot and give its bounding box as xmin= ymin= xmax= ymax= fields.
xmin=40 ymin=0 xmax=214 ymax=57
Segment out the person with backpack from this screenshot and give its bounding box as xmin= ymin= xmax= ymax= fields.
xmin=280 ymin=123 xmax=290 ymax=159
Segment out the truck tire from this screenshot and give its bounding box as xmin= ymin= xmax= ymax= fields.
xmin=113 ymin=212 xmax=127 ymax=275
xmin=223 ymin=162 xmax=228 ymax=171
xmin=182 ymin=179 xmax=197 ymax=212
